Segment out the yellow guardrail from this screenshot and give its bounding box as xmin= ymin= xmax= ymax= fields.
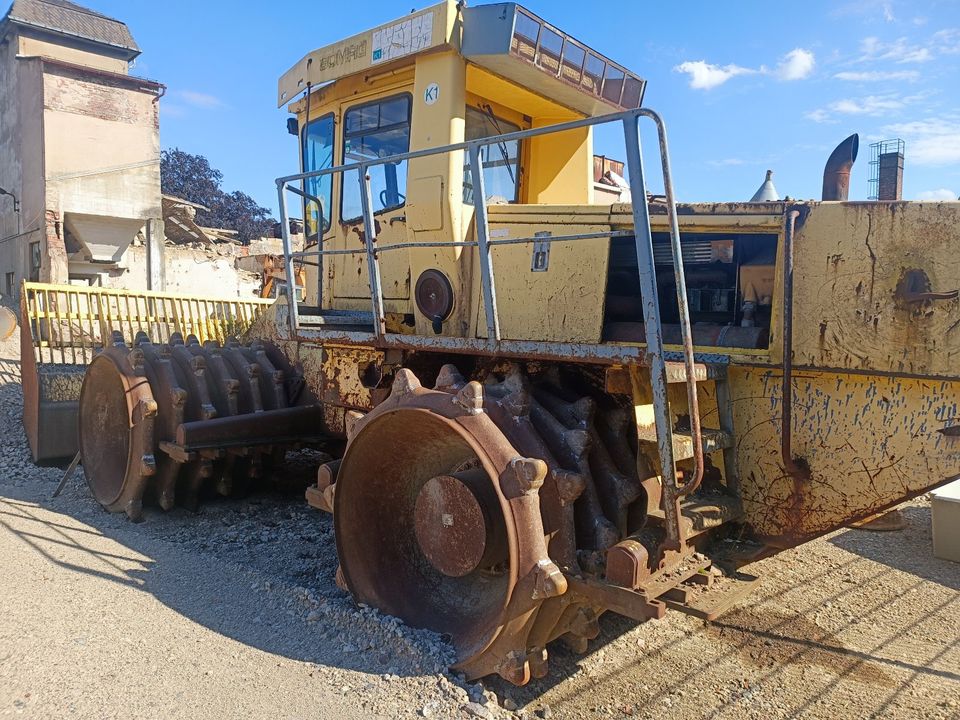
xmin=21 ymin=281 xmax=275 ymax=365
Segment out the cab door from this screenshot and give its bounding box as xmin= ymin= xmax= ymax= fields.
xmin=333 ymin=94 xmax=412 ymax=306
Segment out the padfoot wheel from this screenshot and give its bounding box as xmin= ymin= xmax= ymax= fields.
xmin=78 ymin=332 xmax=297 ymax=520
xmin=334 ymin=364 xmax=644 ymax=684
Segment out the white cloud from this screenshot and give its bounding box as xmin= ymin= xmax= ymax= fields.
xmin=675 ymin=47 xmax=816 ymax=90
xmin=833 ymin=70 xmax=920 ymax=81
xmin=835 ymin=95 xmax=905 ymax=114
xmin=858 ymin=36 xmax=932 ymax=63
xmin=883 ymin=118 xmax=960 ymax=166
xmin=178 ymin=90 xmax=225 ymax=109
xmin=831 ymin=1 xmax=896 ymax=22
xmin=707 ymin=158 xmax=745 ymax=167
xmin=805 ymin=109 xmax=831 ymax=123
xmin=932 ymin=28 xmax=960 ymax=54
xmin=807 ymin=94 xmax=908 ymax=122
xmin=915 ymin=188 xmax=957 ymax=201
xmin=673 ymin=61 xmax=759 ymax=90
xmin=776 ymin=48 xmax=815 ymax=80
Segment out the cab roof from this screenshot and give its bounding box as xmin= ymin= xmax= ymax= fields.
xmin=278 ymin=1 xmax=645 ymax=117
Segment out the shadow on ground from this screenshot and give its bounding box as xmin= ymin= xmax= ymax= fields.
xmin=830 ymin=506 xmax=959 ymax=591
xmin=2 ymin=473 xmax=958 ymax=717
xmin=0 ymin=462 xmax=446 ymax=681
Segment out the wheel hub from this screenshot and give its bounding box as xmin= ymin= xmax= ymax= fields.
xmin=414 ymin=470 xmax=493 ymax=577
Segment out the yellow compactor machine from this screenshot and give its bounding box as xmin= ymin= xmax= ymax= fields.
xmin=75 ymin=2 xmax=960 ymax=684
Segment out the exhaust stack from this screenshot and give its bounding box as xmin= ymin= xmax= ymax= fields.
xmin=822 ymin=133 xmax=859 ymax=201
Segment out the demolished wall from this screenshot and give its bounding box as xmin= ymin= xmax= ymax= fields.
xmin=121 ymin=243 xmax=261 ymax=298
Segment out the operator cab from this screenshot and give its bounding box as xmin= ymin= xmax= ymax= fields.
xmin=277 ymin=1 xmax=779 ymax=354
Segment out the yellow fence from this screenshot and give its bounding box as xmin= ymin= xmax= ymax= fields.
xmin=21 ymin=282 xmax=275 ymax=365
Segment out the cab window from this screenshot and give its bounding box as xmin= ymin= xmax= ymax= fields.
xmin=463 ymin=106 xmax=521 ymax=205
xmin=341 ymin=95 xmax=411 ymax=222
xmin=301 ymin=113 xmax=335 ymax=238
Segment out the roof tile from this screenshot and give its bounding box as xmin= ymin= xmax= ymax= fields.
xmin=7 ymin=0 xmax=139 ymax=54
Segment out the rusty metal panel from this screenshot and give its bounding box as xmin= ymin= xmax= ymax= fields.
xmin=475 ymin=222 xmax=612 ymax=343
xmin=789 ymin=202 xmax=960 ymax=379
xmin=731 ymin=365 xmax=960 ymax=544
xmin=320 ymin=345 xmax=389 ymax=412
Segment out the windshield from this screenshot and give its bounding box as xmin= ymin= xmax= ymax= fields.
xmin=302 ymin=113 xmax=335 ymax=238
xmin=341 ymin=95 xmax=411 ymax=222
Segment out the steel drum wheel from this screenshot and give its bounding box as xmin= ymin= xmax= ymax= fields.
xmin=334 ymin=368 xmax=570 ymax=684
xmin=77 ymin=333 xmax=291 ymax=521
xmin=335 ymin=408 xmax=514 ymax=658
xmin=78 ymin=347 xmax=157 ymax=519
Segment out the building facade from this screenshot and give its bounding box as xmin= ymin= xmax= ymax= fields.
xmin=0 ymin=0 xmax=165 ymax=301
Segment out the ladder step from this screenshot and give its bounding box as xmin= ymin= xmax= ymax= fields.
xmin=647 ymin=494 xmax=743 ymax=537
xmin=298 ymin=309 xmax=375 ymax=327
xmin=662 ymin=360 xmax=725 ymax=384
xmin=637 ymin=426 xmax=732 ymax=461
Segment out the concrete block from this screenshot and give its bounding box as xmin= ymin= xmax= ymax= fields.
xmin=931 ymin=479 xmax=960 ymax=563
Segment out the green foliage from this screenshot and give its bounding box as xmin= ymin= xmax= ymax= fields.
xmin=161 ymin=148 xmax=275 ymax=243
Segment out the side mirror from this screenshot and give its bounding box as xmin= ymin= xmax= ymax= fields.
xmin=287 ymin=117 xmax=299 ymax=136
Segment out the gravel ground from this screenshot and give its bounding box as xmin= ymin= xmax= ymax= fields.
xmin=1 ymin=327 xmax=958 ymax=719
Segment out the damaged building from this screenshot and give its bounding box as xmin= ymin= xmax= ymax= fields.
xmin=0 ymin=0 xmax=265 ymax=301
xmin=0 ymin=0 xmax=166 ymax=295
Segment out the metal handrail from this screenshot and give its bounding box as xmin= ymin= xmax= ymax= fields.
xmin=644 ymin=112 xmax=705 ymax=499
xmin=283 ymin=230 xmax=632 ymax=260
xmin=277 ymin=108 xmax=644 ymax=187
xmin=20 ymin=281 xmax=273 ymax=365
xmin=275 ymin=105 xmax=703 ymax=546
xmin=275 ymin=106 xmax=656 ymax=339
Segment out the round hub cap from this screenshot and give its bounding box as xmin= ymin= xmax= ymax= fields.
xmin=414 ymin=473 xmax=488 ymax=577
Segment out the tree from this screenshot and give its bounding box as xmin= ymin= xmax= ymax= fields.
xmin=160 ymin=148 xmax=275 ymax=243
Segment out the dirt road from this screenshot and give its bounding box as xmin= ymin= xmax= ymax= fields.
xmin=1 ymin=330 xmax=958 ymax=719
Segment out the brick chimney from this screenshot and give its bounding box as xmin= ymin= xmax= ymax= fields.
xmin=877 ymin=149 xmax=904 ymax=201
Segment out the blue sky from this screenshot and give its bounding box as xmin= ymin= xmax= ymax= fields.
xmin=93 ymin=0 xmax=960 ymax=212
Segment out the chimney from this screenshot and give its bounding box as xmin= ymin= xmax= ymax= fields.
xmin=877 ymin=148 xmax=904 ymax=201
xmin=868 ymin=139 xmax=905 ymax=201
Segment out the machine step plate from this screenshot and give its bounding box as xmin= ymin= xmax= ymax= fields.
xmin=297 ymin=309 xmax=375 ymax=327
xmin=637 ymin=426 xmax=733 ymax=461
xmin=646 ymin=494 xmax=744 ymax=537
xmin=662 ymin=571 xmax=760 ymax=621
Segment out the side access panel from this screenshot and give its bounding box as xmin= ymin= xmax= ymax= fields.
xmin=736 ymin=201 xmax=960 ymax=546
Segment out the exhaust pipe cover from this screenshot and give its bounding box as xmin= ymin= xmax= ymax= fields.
xmin=822 ymin=133 xmax=859 ymax=201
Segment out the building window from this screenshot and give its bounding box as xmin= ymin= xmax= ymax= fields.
xmin=341 ymin=94 xmax=411 ymax=223
xmin=301 ymin=113 xmax=335 ymax=240
xmin=463 ymin=106 xmax=521 ymax=205
xmin=29 ymin=241 xmax=41 ymax=282
xmin=4 ymin=272 xmax=14 ymax=298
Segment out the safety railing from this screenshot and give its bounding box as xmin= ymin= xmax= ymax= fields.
xmin=21 ymin=281 xmax=274 ymax=365
xmin=276 ymin=105 xmax=704 ymax=546
xmin=279 ymin=108 xmax=670 ymax=358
